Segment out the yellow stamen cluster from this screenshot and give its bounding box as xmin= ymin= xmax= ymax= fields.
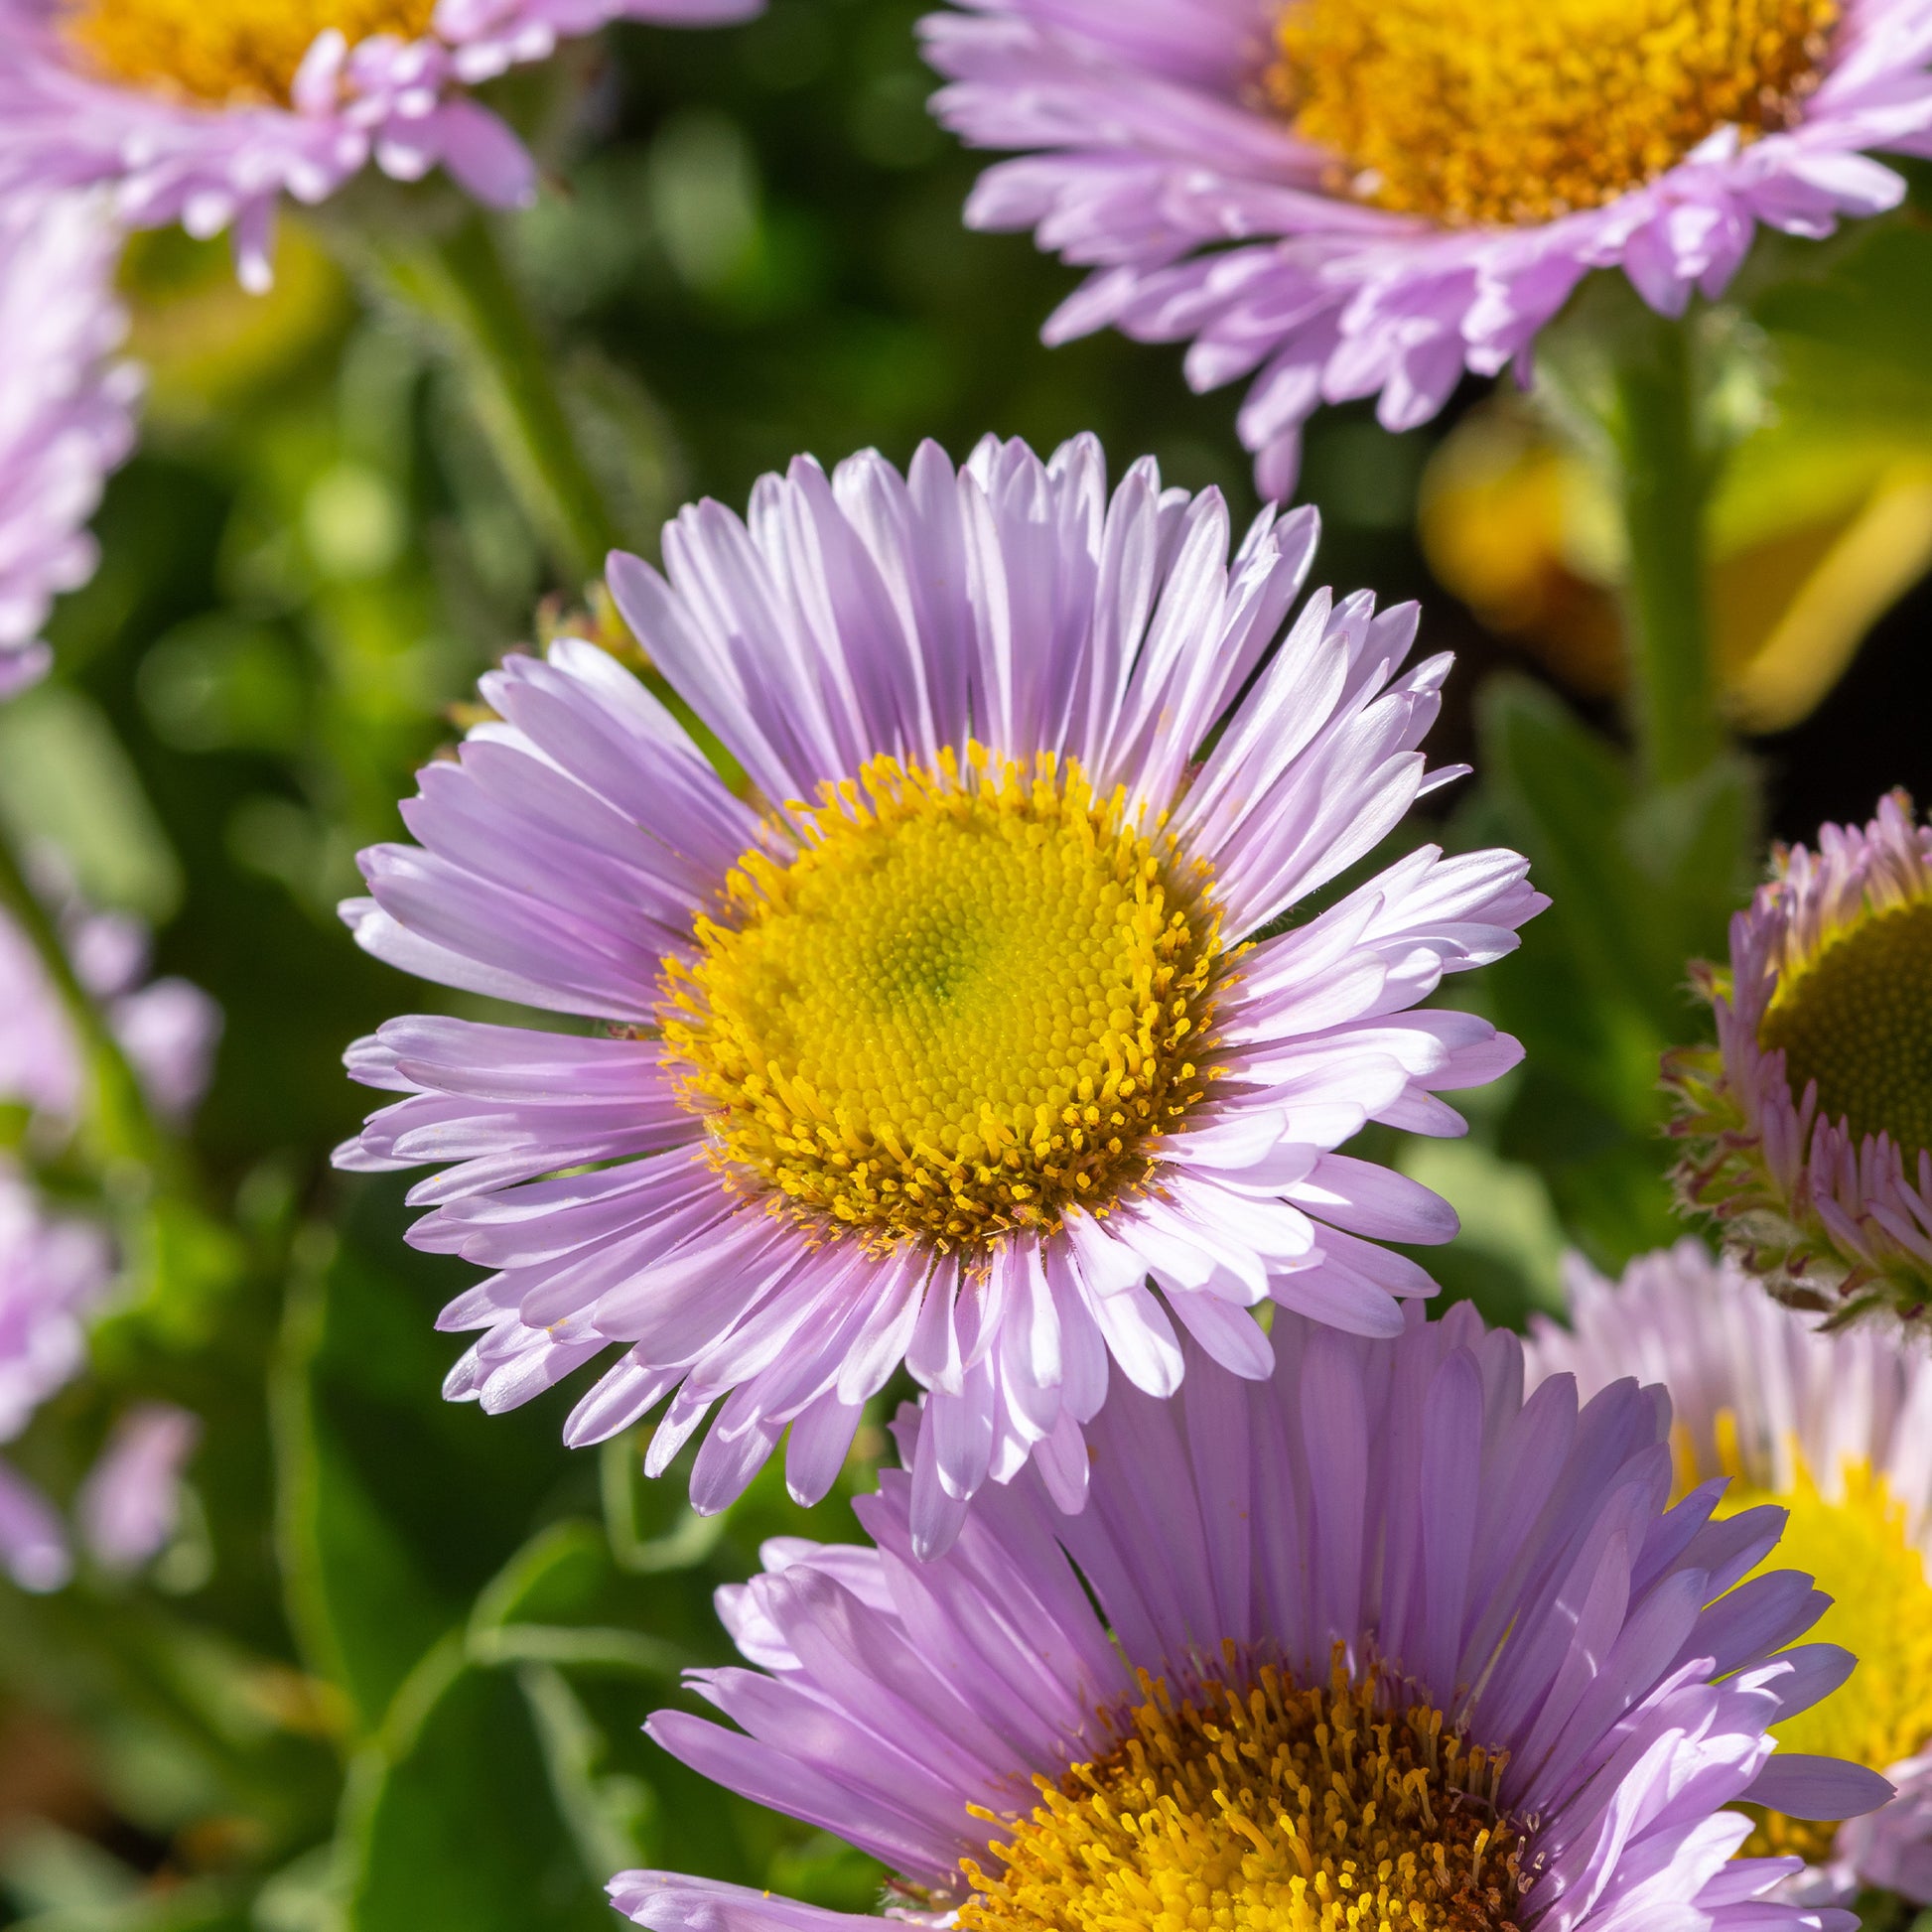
xmin=960 ymin=1651 xmax=1523 ymax=1932
xmin=659 ymin=746 xmax=1227 ymax=1254
xmin=1684 ymin=1417 xmax=1932 ymax=1863
xmin=1268 ymin=0 xmax=1838 ymax=227
xmin=1758 ymin=898 xmax=1932 ymax=1160
xmin=62 ymin=0 xmax=436 ymax=106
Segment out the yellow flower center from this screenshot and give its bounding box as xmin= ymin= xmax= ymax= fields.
xmin=659 ymin=746 xmax=1227 ymax=1255
xmin=1683 ymin=1417 xmax=1932 ymax=1863
xmin=960 ymin=1654 xmax=1523 ymax=1932
xmin=1758 ymin=897 xmax=1932 ymax=1159
xmin=62 ymin=0 xmax=436 ymax=106
xmin=1267 ymin=0 xmax=1838 ymax=227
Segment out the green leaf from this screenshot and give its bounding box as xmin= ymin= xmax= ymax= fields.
xmin=1749 ymin=219 xmax=1932 ymax=437
xmin=467 ymin=1520 xmax=696 ymax=1682
xmin=1465 ymin=678 xmax=1755 ymax=1268
xmin=340 ymin=1639 xmax=617 ymax=1932
xmin=519 ymin=1663 xmax=657 ymax=1879
xmin=271 ymin=1232 xmax=457 ymax=1732
xmin=0 ymin=685 xmax=184 ymax=921
xmin=1478 ymin=678 xmax=1752 ymax=1038
xmin=269 ymin=1182 xmax=601 ymax=1734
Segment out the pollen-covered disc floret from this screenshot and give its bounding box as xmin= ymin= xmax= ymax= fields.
xmin=1530 ymin=1240 xmax=1932 ymax=1907
xmin=921 ymin=0 xmax=1932 ymax=493
xmin=1733 ymin=1459 xmax=1932 ymax=1869
xmin=963 ymin=1655 xmax=1521 ymax=1932
xmin=0 ymin=0 xmax=760 ymax=292
xmin=1667 ymin=790 xmax=1932 ymax=1323
xmin=611 ymin=1305 xmax=1887 ymax=1932
xmin=1757 ymin=899 xmax=1932 ymax=1163
xmin=62 ymin=0 xmax=436 ymax=106
xmin=1271 ymin=0 xmax=1837 ymax=228
xmin=337 ymin=435 xmax=1546 ymax=1552
xmin=662 ymin=748 xmax=1223 ymax=1253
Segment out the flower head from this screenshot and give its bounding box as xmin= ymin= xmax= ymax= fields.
xmin=0 ymin=1162 xmax=115 ymax=1591
xmin=919 ymin=0 xmax=1932 ymax=491
xmin=0 ymin=0 xmax=762 ymax=291
xmin=1530 ymin=1239 xmax=1932 ymax=1907
xmin=1667 ymin=789 xmax=1932 ymax=1323
xmin=0 ymin=193 xmax=141 ymax=697
xmin=613 ymin=1305 xmax=1888 ymax=1932
xmin=337 ymin=433 xmax=1544 ymax=1555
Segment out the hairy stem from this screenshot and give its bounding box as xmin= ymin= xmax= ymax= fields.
xmin=369 ymin=210 xmax=623 ymax=588
xmin=1603 ymin=308 xmax=1726 ymax=787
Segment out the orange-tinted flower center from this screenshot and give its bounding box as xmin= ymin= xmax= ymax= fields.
xmin=1267 ymin=0 xmax=1838 ymax=227
xmin=63 ymin=0 xmax=437 ymax=107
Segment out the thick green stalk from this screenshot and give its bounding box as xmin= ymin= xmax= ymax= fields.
xmin=1603 ymin=311 xmax=1726 ymax=788
xmin=370 ymin=211 xmax=622 ymax=587
xmin=0 ymin=823 xmax=166 ymax=1175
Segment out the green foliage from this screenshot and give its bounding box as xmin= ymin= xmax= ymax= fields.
xmin=1459 ymin=678 xmax=1757 ymax=1270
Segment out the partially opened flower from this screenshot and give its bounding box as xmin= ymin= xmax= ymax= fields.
xmin=0 ymin=1162 xmax=115 ymax=1592
xmin=0 ymin=0 xmax=762 ymax=292
xmin=0 ymin=192 xmax=141 ymax=697
xmin=1530 ymin=1240 xmax=1932 ymax=1907
xmin=1667 ymin=789 xmax=1932 ymax=1323
xmin=613 ymin=1305 xmax=1888 ymax=1932
xmin=337 ymin=433 xmax=1544 ymax=1555
xmin=920 ymin=0 xmax=1932 ymax=492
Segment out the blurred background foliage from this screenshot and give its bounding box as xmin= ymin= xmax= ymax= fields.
xmin=6 ymin=2 xmax=1932 ymax=1924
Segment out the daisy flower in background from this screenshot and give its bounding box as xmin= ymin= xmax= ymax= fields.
xmin=337 ymin=433 xmax=1544 ymax=1556
xmin=0 ymin=1187 xmax=203 ymax=1590
xmin=0 ymin=193 xmax=141 ymax=698
xmin=0 ymin=871 xmax=223 ymax=1134
xmin=0 ymin=0 xmax=763 ymax=293
xmin=0 ymin=876 xmax=216 ymax=1594
xmin=1530 ymin=1240 xmax=1932 ymax=1907
xmin=614 ymin=1305 xmax=1888 ymax=1932
xmin=919 ymin=0 xmax=1932 ymax=492
xmin=1667 ymin=790 xmax=1932 ymax=1323
xmin=0 ymin=1165 xmax=115 ymax=1592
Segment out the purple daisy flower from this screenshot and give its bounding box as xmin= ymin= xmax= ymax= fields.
xmin=0 ymin=876 xmax=223 ymax=1131
xmin=918 ymin=0 xmax=1932 ymax=492
xmin=0 ymin=0 xmax=762 ymax=293
xmin=0 ymin=193 xmax=141 ymax=698
xmin=1667 ymin=789 xmax=1932 ymax=1325
xmin=0 ymin=1162 xmax=116 ymax=1592
xmin=336 ymin=433 xmax=1545 ymax=1556
xmin=612 ymin=1304 xmax=1890 ymax=1932
xmin=1529 ymin=1239 xmax=1932 ymax=1909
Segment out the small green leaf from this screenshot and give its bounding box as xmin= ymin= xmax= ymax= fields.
xmin=1465 ymin=678 xmax=1755 ymax=1268
xmin=340 ymin=1640 xmax=617 ymax=1932
xmin=270 ymin=1233 xmax=461 ymax=1733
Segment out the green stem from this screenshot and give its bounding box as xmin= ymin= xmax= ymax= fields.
xmin=0 ymin=823 xmax=166 ymax=1175
xmin=369 ymin=211 xmax=622 ymax=587
xmin=1604 ymin=310 xmax=1725 ymax=788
